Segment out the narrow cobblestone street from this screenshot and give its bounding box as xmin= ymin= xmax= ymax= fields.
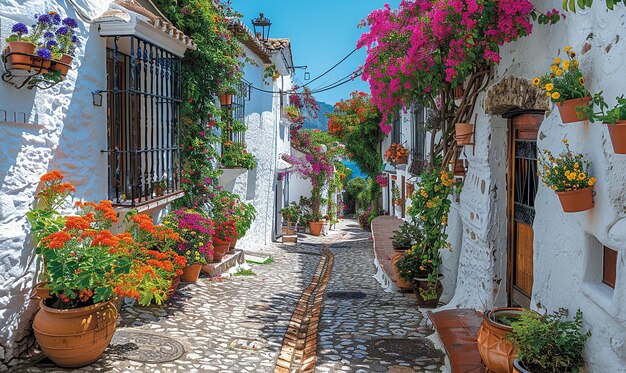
xmin=16 ymin=220 xmax=444 ymax=373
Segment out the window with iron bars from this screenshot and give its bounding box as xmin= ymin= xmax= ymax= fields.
xmin=409 ymin=105 xmax=428 ymax=176
xmin=221 ymin=81 xmax=249 ymax=153
xmin=105 ymin=36 xmax=182 ymax=207
xmin=391 ymin=114 xmax=401 ymax=145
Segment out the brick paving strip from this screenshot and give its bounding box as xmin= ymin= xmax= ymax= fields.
xmin=274 ymin=240 xmax=337 ymax=373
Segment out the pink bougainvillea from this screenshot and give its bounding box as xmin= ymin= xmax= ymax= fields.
xmin=357 ymin=0 xmax=538 ymax=132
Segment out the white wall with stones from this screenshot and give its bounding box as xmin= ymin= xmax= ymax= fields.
xmin=441 ymin=3 xmax=626 ymax=371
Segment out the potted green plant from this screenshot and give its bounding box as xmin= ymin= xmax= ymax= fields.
xmin=48 ymin=16 xmax=79 ymax=77
xmin=539 ymin=139 xmax=596 ymax=213
xmin=222 ymin=142 xmax=257 ymax=170
xmin=391 ymin=221 xmax=421 ymax=251
xmin=308 ymin=211 xmax=324 ymax=236
xmin=391 ymin=185 xmax=402 ymax=207
xmin=153 ymin=178 xmax=167 ymax=196
xmin=283 ymin=105 xmax=304 ymax=123
xmin=218 ymin=84 xmax=237 ymax=106
xmin=578 ymin=94 xmax=626 ymax=154
xmin=533 ymin=46 xmax=591 ymax=124
xmin=508 ymin=309 xmax=591 ymax=373
xmin=281 ymin=202 xmax=300 ymax=234
xmin=477 ymin=307 xmax=528 ymax=373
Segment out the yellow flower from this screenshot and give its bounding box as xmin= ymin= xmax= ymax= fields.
xmin=573 ymin=60 xmax=579 ymax=67
xmin=588 ymin=177 xmax=596 ymax=186
xmin=550 ymin=65 xmax=558 ymax=73
xmin=565 ymin=170 xmax=571 ymax=178
xmin=551 ymin=91 xmax=561 ymax=100
xmin=545 ymin=83 xmax=554 ymax=91
xmin=555 ymin=68 xmax=563 ymax=76
xmin=532 ymin=77 xmax=540 ymax=86
xmin=574 ymin=162 xmax=579 ymax=169
xmin=563 ymin=60 xmax=571 ymax=71
xmin=554 ymin=57 xmax=561 ymax=64
xmin=578 ymin=173 xmax=586 ymax=180
xmin=552 ymin=185 xmax=558 ymax=190
xmin=579 ymin=77 xmax=585 ymax=85
xmin=546 ymin=92 xmax=552 ymax=97
xmin=562 ymin=138 xmax=568 ymax=143
xmin=564 ymin=46 xmax=572 ymax=52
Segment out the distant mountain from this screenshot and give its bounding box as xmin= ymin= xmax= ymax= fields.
xmin=302 ymin=101 xmax=334 ymax=131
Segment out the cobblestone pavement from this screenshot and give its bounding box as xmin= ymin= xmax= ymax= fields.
xmin=14 ymin=220 xmax=444 ymax=373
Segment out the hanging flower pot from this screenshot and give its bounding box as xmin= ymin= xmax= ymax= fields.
xmin=180 ymin=264 xmax=203 ymax=282
xmin=218 ymin=93 xmax=233 ymax=106
xmin=6 ymin=41 xmax=35 ymax=71
xmin=33 ymin=299 xmax=118 ymax=368
xmin=555 ymin=97 xmax=592 ymax=124
xmin=455 ymin=122 xmax=474 ymax=145
xmin=213 ymin=239 xmax=230 ymax=262
xmin=556 ymin=186 xmax=594 ymax=213
xmin=412 ymin=277 xmax=443 ymax=308
xmin=606 ymin=121 xmax=626 ymax=154
xmin=309 ymin=221 xmax=323 ymax=236
xmin=477 ymin=308 xmax=524 ymax=373
xmin=49 ymin=54 xmax=73 ymax=78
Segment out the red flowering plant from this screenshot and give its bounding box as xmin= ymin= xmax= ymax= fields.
xmin=358 ymin=1 xmax=558 ymax=167
xmin=210 ymin=191 xmax=257 ymax=238
xmin=39 ymin=198 xmax=166 ymax=309
xmin=163 ymin=209 xmax=215 ymax=265
xmin=214 ymin=219 xmax=237 ymax=243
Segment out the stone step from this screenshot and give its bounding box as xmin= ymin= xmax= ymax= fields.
xmin=201 ymin=249 xmax=245 ymax=277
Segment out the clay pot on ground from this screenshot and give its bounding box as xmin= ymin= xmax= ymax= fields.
xmin=49 ymin=54 xmax=73 ymax=77
xmin=391 ymin=253 xmax=413 ymax=290
xmin=218 ymin=93 xmax=233 ymax=106
xmin=455 ymin=122 xmax=474 ymax=145
xmin=309 ymin=221 xmax=324 ymax=236
xmin=6 ymin=41 xmax=35 ymax=71
xmin=556 ymin=186 xmax=594 ymax=213
xmin=180 ymin=264 xmax=203 ymax=283
xmin=477 ymin=307 xmax=524 ymax=373
xmin=607 ymin=120 xmax=626 ymax=154
xmin=230 ymin=237 xmax=238 ymax=251
xmin=213 ymin=239 xmax=230 ymax=262
xmin=165 ymin=276 xmax=181 ymax=301
xmin=33 ymin=299 xmax=118 ymax=368
xmin=555 ymin=96 xmax=592 ymax=124
xmin=412 ymin=278 xmax=443 ymax=308
xmin=282 ymin=224 xmax=296 ymax=236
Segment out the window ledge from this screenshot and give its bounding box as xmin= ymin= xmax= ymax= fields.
xmin=219 ymin=168 xmax=248 ymax=185
xmin=113 ymin=191 xmax=185 ymax=213
xmin=581 ymin=281 xmax=617 ymax=316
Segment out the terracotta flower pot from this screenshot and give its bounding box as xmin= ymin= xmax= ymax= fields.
xmin=455 ymin=122 xmax=474 ymax=145
xmin=33 ymin=300 xmax=118 ymax=368
xmin=230 ymin=237 xmax=238 ymax=251
xmin=394 ymin=154 xmax=409 ymax=165
xmin=165 ymin=276 xmax=181 ymax=301
xmin=556 ymin=186 xmax=594 ymax=213
xmin=50 ymin=54 xmax=73 ymax=77
xmin=412 ymin=278 xmax=443 ymax=308
xmin=309 ymin=221 xmax=324 ymax=236
xmin=218 ymin=93 xmax=233 ymax=106
xmin=213 ymin=239 xmax=230 ymax=262
xmin=33 ymin=281 xmax=52 ymax=300
xmin=555 ymin=96 xmax=592 ymax=124
xmin=282 ymin=225 xmax=296 ymax=236
xmin=454 ymin=159 xmax=466 ymax=177
xmin=606 ymin=120 xmax=626 ymax=154
xmin=31 ymin=56 xmax=51 ymax=75
xmin=391 ymin=253 xmax=413 ymax=290
xmin=6 ymin=41 xmax=35 ymax=71
xmin=477 ymin=308 xmax=524 ymax=373
xmin=154 ymin=185 xmax=164 ymax=197
xmin=180 ymin=264 xmax=202 ymax=283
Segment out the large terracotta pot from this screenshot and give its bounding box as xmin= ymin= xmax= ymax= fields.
xmin=6 ymin=41 xmax=35 ymax=71
xmin=165 ymin=276 xmax=181 ymax=301
xmin=412 ymin=278 xmax=443 ymax=308
xmin=455 ymin=122 xmax=474 ymax=145
xmin=606 ymin=120 xmax=626 ymax=154
xmin=477 ymin=308 xmax=524 ymax=373
xmin=33 ymin=299 xmax=118 ymax=368
xmin=556 ymin=186 xmax=594 ymax=213
xmin=213 ymin=239 xmax=230 ymax=262
xmin=180 ymin=264 xmax=202 ymax=283
xmin=555 ymin=96 xmax=591 ymax=124
xmin=50 ymin=54 xmax=73 ymax=77
xmin=309 ymin=221 xmax=324 ymax=236
xmin=391 ymin=253 xmax=413 ymax=290
xmin=218 ymin=93 xmax=233 ymax=106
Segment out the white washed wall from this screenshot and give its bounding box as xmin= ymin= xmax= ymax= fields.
xmin=0 ymin=1 xmax=114 ymax=368
xmin=443 ymin=3 xmax=626 ymax=371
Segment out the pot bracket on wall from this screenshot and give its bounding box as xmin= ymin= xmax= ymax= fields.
xmin=1 ymin=50 xmax=68 ymax=90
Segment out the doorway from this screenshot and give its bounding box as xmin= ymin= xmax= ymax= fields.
xmin=506 ymin=112 xmax=543 ymax=308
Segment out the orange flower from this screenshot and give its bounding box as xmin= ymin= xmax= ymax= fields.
xmin=65 ymin=215 xmax=91 ymax=231
xmin=40 ymin=170 xmax=64 ymax=183
xmin=42 ymin=231 xmax=73 ymax=249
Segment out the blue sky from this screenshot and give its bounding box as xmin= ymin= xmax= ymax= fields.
xmin=232 ymin=0 xmax=400 ymax=105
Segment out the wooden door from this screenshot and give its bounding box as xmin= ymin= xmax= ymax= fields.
xmin=507 ymin=113 xmax=543 ymax=308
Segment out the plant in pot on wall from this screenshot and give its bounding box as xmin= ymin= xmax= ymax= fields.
xmin=385 ymin=143 xmax=409 ymax=166
xmin=283 ymin=105 xmax=304 ymax=124
xmin=539 ymin=139 xmax=596 ymax=213
xmin=533 ymin=46 xmax=591 ymax=124
xmin=4 ymin=22 xmax=36 ymax=71
xmin=153 ymin=178 xmax=167 ymax=196
xmin=47 ymin=16 xmax=79 ymax=79
xmin=222 ymin=141 xmax=257 ymax=170
xmin=508 ymin=309 xmax=591 ymax=373
xmin=578 ymin=94 xmax=626 ymax=154
xmin=164 ymin=209 xmax=215 ymax=282
xmin=218 ymin=84 xmax=237 ymax=106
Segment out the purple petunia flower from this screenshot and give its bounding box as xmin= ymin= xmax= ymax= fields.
xmin=52 ymin=13 xmax=61 ymax=25
xmin=62 ymin=17 xmax=78 ymax=28
xmin=44 ymin=31 xmax=54 ymax=39
xmin=11 ymin=23 xmax=29 ymax=35
xmin=36 ymin=48 xmax=52 ymax=60
xmin=37 ymin=14 xmax=52 ymax=24
xmin=71 ymin=35 xmax=78 ymax=43
xmin=55 ymin=26 xmax=68 ymax=36
xmin=46 ymin=40 xmax=58 ymax=48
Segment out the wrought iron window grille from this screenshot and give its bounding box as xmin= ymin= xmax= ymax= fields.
xmin=102 ymin=35 xmax=183 ymax=207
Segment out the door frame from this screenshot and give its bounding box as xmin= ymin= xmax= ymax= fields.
xmin=505 ymin=110 xmax=544 ymax=308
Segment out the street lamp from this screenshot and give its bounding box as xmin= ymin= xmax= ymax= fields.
xmin=252 ymin=13 xmax=272 ymax=41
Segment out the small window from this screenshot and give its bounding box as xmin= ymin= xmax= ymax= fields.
xmin=603 ymin=246 xmax=617 ymax=288
xmin=221 ymin=81 xmax=249 ymax=153
xmin=392 ymin=115 xmax=401 ymax=144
